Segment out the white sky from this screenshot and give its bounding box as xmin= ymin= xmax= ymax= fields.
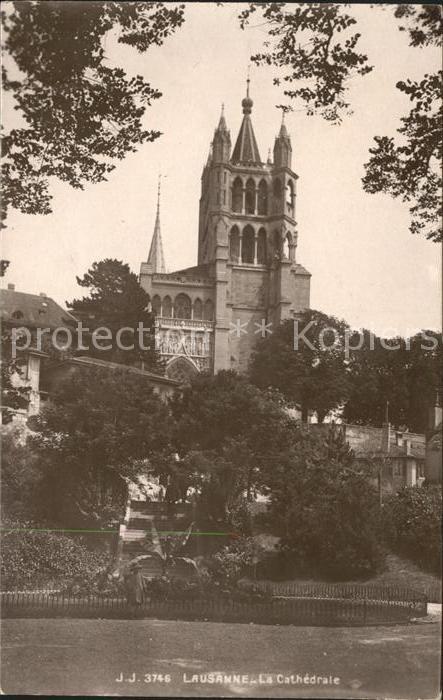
xmin=2 ymin=3 xmax=441 ymax=336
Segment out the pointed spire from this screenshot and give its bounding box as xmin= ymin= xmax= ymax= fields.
xmin=231 ymin=73 xmax=262 ymax=165
xmin=217 ymin=103 xmax=227 ymax=131
xmin=147 ymin=175 xmax=166 ymax=274
xmin=279 ymin=109 xmax=289 ymax=137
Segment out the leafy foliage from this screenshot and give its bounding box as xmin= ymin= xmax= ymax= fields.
xmin=1 ymin=1 xmax=185 ymax=225
xmin=206 ymin=537 xmax=267 ymax=584
xmin=30 ymin=365 xmax=173 ymax=528
xmin=170 ymin=371 xmax=296 ymax=525
xmin=363 ymin=72 xmax=442 ymax=242
xmin=343 ymin=330 xmax=442 ymax=432
xmin=249 ymin=311 xmax=351 ymax=422
xmin=0 ymin=329 xmax=31 ymax=423
xmin=383 ymin=485 xmax=442 ymax=573
xmin=0 ymin=429 xmax=42 ymax=520
xmin=265 ymin=425 xmax=384 ymax=579
xmin=1 ymin=518 xmax=110 ymax=591
xmin=68 ymin=258 xmax=164 ymax=371
xmin=238 ymin=3 xmax=372 ymax=123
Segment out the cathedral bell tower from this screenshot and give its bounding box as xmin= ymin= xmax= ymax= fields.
xmin=197 ymin=80 xmax=311 ymax=373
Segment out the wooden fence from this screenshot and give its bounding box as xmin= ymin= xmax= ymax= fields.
xmin=0 ymin=589 xmax=427 ymax=625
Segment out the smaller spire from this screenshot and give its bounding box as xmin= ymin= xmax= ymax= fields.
xmin=147 ymin=174 xmax=166 ymax=274
xmin=242 ymin=67 xmax=253 ymax=115
xmin=217 ymin=103 xmax=227 ymax=131
xmin=279 ymin=109 xmax=289 ymax=137
xmin=267 ymin=148 xmax=272 ymax=165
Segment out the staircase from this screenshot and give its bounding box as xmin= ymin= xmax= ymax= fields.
xmin=116 ymin=500 xmax=194 ymax=578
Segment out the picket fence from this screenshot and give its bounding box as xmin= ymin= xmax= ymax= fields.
xmin=1 ymin=587 xmax=427 ymax=625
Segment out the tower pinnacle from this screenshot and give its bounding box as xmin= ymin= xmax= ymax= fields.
xmin=147 ymin=175 xmax=166 ymax=274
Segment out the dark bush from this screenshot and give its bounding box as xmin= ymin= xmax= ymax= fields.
xmin=383 ymin=485 xmax=442 ymax=573
xmin=1 ymin=519 xmax=111 ymax=591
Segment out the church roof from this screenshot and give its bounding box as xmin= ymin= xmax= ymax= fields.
xmin=231 ymin=81 xmax=262 ymax=165
xmin=147 ymin=179 xmax=166 ymax=274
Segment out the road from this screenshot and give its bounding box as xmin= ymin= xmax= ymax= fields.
xmin=1 ymin=617 xmax=441 ymax=698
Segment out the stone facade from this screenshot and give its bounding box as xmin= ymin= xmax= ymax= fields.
xmin=140 ymin=85 xmax=311 ymax=379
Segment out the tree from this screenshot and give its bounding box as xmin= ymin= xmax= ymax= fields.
xmin=169 ymin=371 xmax=297 ymax=527
xmin=383 ymin=484 xmax=441 ymax=573
xmin=68 ymin=258 xmax=164 ymax=372
xmin=238 ymin=3 xmax=372 ymax=123
xmin=0 ymin=429 xmax=41 ymax=520
xmin=238 ymin=3 xmax=442 ymax=240
xmin=30 ymin=365 xmax=173 ymax=528
xmin=265 ymin=425 xmax=384 ymax=579
xmin=1 ymin=1 xmax=185 ymax=226
xmin=0 ymin=328 xmax=30 ymax=424
xmin=249 ymin=311 xmax=351 ymax=422
xmin=343 ymin=330 xmax=442 ymax=432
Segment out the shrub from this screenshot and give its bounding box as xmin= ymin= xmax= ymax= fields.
xmin=206 ymin=537 xmax=267 ymax=584
xmin=1 ymin=519 xmax=111 ymax=591
xmin=383 ymin=485 xmax=442 ymax=573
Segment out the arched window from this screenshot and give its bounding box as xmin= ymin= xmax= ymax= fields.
xmin=283 ymin=232 xmax=292 ymax=259
xmin=245 ymin=178 xmax=256 ymax=215
xmin=174 ymin=293 xmax=192 ymax=320
xmin=242 ymin=225 xmax=255 ymax=264
xmin=162 ymin=295 xmax=172 ymax=317
xmin=257 ymin=180 xmax=268 ymax=215
xmin=229 ymin=226 xmax=240 ymax=262
xmin=152 ymin=295 xmax=161 ymax=316
xmin=203 ymin=299 xmax=214 ymax=321
xmin=273 ymin=178 xmax=282 ymax=199
xmin=273 ymin=231 xmax=282 ymax=258
xmin=257 ymin=228 xmax=267 ymax=264
xmin=193 ymin=298 xmax=203 ymax=320
xmin=286 ymin=180 xmax=295 ymax=215
xmin=12 ymin=310 xmax=24 ymax=320
xmin=232 ymin=177 xmax=243 ymax=213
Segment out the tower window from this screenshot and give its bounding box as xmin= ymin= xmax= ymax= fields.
xmin=283 ymin=232 xmax=292 ymax=259
xmin=232 ymin=177 xmax=243 ymax=213
xmin=174 ymin=293 xmax=192 ymax=320
xmin=162 ymin=295 xmax=172 ymax=317
xmin=245 ymin=179 xmax=256 ymax=215
xmin=286 ymin=180 xmax=295 ymax=215
xmin=273 ymin=231 xmax=282 ymax=258
xmin=193 ymin=298 xmax=203 ymax=320
xmin=257 ymin=180 xmax=268 ymax=215
xmin=204 ymin=299 xmax=214 ymax=321
xmin=257 ymin=228 xmax=267 ymax=264
xmin=242 ymin=225 xmax=255 ymax=264
xmin=223 ymin=190 xmax=226 ymax=205
xmin=229 ymin=226 xmax=240 ymax=262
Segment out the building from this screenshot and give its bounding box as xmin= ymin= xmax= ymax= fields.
xmin=0 ymin=285 xmax=179 ymax=425
xmin=0 ymin=283 xmax=77 ymax=420
xmin=140 ymin=81 xmax=311 ymax=381
xmin=310 ymin=421 xmax=426 ymax=496
xmin=41 ymin=355 xmax=180 ymax=405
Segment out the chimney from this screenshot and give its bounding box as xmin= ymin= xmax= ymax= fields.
xmin=7 ymin=283 xmax=15 ymax=291
xmin=428 ymin=389 xmax=442 ymax=432
xmin=381 ymin=401 xmax=391 ymax=453
xmin=39 ymin=292 xmax=47 ymax=297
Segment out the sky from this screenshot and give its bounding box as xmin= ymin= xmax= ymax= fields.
xmin=2 ymin=2 xmax=441 ymax=337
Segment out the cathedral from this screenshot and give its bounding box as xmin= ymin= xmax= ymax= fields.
xmin=139 ymin=81 xmax=311 ymax=382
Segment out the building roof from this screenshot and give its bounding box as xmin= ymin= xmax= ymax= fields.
xmin=45 ymin=355 xmax=180 ymax=387
xmin=0 ymin=287 xmax=76 ymax=329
